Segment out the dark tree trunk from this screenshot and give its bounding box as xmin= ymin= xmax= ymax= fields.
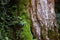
xmin=26 ymin=0 xmax=58 ymax=40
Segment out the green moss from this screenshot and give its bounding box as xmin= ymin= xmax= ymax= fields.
xmin=48 ymin=30 xmax=56 ymax=39
xmin=19 ymin=0 xmax=32 ymax=40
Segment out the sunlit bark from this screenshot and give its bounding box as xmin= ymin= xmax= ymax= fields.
xmin=26 ymin=0 xmax=58 ymax=40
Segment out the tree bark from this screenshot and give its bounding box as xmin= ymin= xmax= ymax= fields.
xmin=26 ymin=0 xmax=58 ymax=40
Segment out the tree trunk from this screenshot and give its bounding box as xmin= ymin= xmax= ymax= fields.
xmin=26 ymin=0 xmax=58 ymax=40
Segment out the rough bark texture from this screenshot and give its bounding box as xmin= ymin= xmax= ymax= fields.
xmin=26 ymin=0 xmax=58 ymax=40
